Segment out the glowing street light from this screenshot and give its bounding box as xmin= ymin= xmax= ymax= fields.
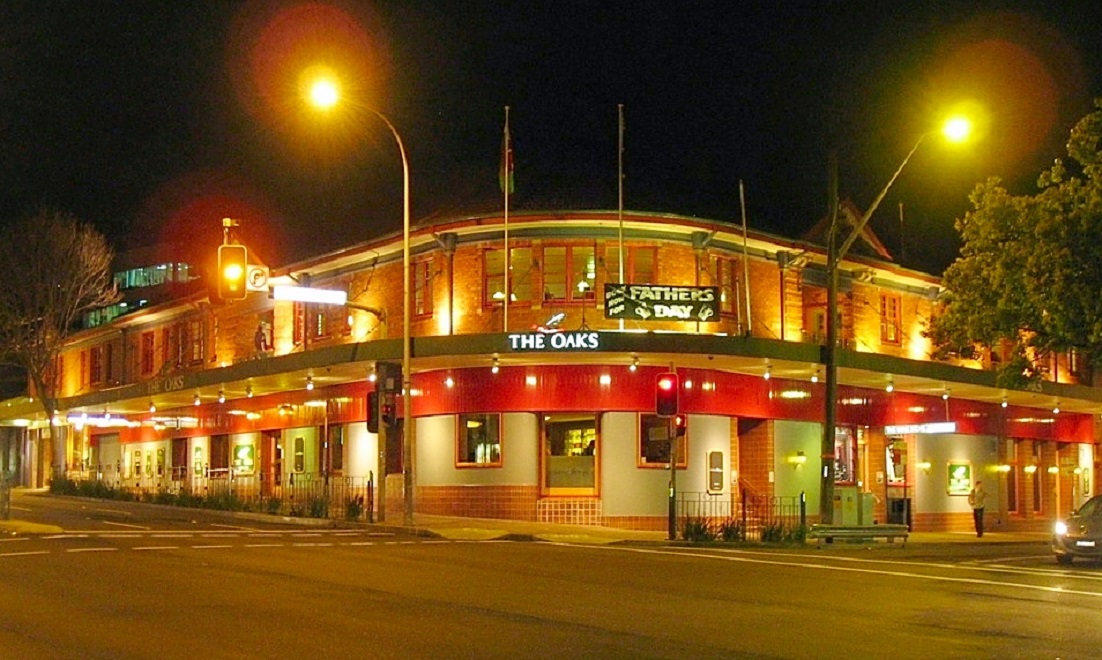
xmin=819 ymin=113 xmax=974 ymax=525
xmin=306 ymin=71 xmax=414 ymax=527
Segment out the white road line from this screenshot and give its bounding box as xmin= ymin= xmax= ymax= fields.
xmin=291 ymin=533 xmax=322 ymax=537
xmin=93 ymin=508 xmax=133 ymax=516
xmin=66 ymin=548 xmax=117 ymax=553
xmin=9 ymin=506 xmax=32 ymax=512
xmin=102 ymin=521 xmax=149 ymax=530
xmin=367 ymin=532 xmax=395 ymax=537
xmin=245 ymin=543 xmax=285 ymax=548
xmin=293 ymin=542 xmax=334 ymax=547
xmin=210 ymin=523 xmax=258 ymax=531
xmin=334 ymin=532 xmax=359 ymax=537
xmin=99 ymin=533 xmax=143 ymax=538
xmin=192 ymin=545 xmax=233 ymax=549
xmin=199 ymin=533 xmax=240 ymax=538
xmin=134 ymin=546 xmax=179 ymax=551
xmin=343 ymin=542 xmax=376 ymax=546
xmin=0 ymin=538 xmax=30 ymax=543
xmin=152 ymin=534 xmax=194 ymax=538
xmin=1 ymin=551 xmax=50 ymax=558
xmin=41 ymin=534 xmax=87 ymax=540
xmin=593 ymin=544 xmax=1102 ymax=600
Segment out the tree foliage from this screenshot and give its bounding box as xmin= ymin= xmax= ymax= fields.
xmin=928 ymin=99 xmax=1102 ymax=389
xmin=0 ymin=208 xmax=119 ymax=474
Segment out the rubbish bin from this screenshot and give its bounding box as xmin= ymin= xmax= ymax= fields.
xmin=887 ymin=497 xmax=911 ymax=528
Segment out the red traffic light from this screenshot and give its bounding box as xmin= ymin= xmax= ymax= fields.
xmin=655 ymin=372 xmax=679 ymax=417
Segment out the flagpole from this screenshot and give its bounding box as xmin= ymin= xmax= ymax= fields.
xmin=503 ymin=106 xmax=511 ymax=332
xmin=739 ymin=180 xmax=752 ymax=335
xmin=617 ymin=104 xmax=625 ymax=332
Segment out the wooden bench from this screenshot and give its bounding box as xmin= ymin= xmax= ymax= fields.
xmin=808 ymin=524 xmax=910 ymax=547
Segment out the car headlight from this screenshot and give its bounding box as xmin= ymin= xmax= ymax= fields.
xmin=1055 ymin=521 xmax=1068 ymax=535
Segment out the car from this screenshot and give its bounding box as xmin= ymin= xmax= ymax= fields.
xmin=1053 ymin=494 xmax=1102 ymax=564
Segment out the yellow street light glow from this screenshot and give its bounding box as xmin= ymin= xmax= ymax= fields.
xmin=309 ymin=78 xmax=340 ymax=110
xmin=942 ymin=115 xmax=973 ymax=143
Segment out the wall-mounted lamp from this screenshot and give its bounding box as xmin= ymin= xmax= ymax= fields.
xmin=246 ymin=385 xmax=254 ymax=398
xmin=599 ymin=374 xmax=612 ymax=386
xmin=194 ymin=394 xmax=201 ymax=407
xmin=810 ymin=368 xmax=819 ymax=384
xmin=786 ymin=451 xmax=807 ymax=467
xmin=885 ymin=377 xmax=894 ymax=393
xmin=1052 ymin=403 xmax=1060 ymax=414
xmin=942 ymin=389 xmax=950 ymax=401
xmin=368 ymin=368 xmax=377 ymax=383
xmin=763 ymin=364 xmax=772 ymax=381
xmin=996 ymin=464 xmax=1011 ymax=473
xmin=630 ymin=356 xmax=639 ymax=372
xmin=1023 ymin=464 xmax=1038 ymax=475
xmin=491 ymin=358 xmax=500 ymax=374
xmin=444 ymin=376 xmax=455 ymax=388
xmin=148 ymin=401 xmax=157 ymax=413
xmin=306 ymin=376 xmax=315 ymax=391
xmin=917 ymin=461 xmax=932 ymax=473
xmin=218 ymin=390 xmax=226 ymax=404
xmin=1048 ymin=466 xmax=1060 ymax=475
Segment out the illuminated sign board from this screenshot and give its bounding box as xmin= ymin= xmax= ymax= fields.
xmin=604 ymin=284 xmax=718 ymax=322
xmin=507 ymin=331 xmax=600 ymax=351
xmin=233 ymin=443 xmax=256 ymax=474
xmin=270 ymin=285 xmax=348 ymax=305
xmin=883 ymin=422 xmax=957 ymax=435
xmin=947 ymin=461 xmax=972 ymax=496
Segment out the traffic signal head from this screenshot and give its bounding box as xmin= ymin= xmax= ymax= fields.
xmin=366 ymin=390 xmax=379 ymax=434
xmin=655 ymin=372 xmax=679 ymax=417
xmin=381 ymin=395 xmax=397 ymax=426
xmin=673 ymin=414 xmax=687 ymax=438
xmin=217 ymin=244 xmax=249 ymax=301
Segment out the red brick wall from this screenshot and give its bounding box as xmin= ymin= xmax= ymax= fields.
xmin=737 ymin=418 xmax=774 ymax=497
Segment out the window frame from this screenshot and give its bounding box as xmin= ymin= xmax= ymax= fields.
xmin=483 ymin=245 xmax=534 ymax=308
xmin=413 ymin=259 xmax=433 ymax=319
xmin=139 ymin=331 xmax=155 ymax=376
xmin=542 ymin=244 xmax=597 ymax=303
xmin=879 ymin=292 xmax=902 ymax=345
xmin=456 ymin=413 xmax=504 ymax=468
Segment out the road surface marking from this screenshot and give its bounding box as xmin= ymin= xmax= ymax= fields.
xmin=0 ymin=538 xmax=30 ymax=543
xmin=152 ymin=533 xmax=194 ymax=538
xmin=134 ymin=546 xmax=179 ymax=551
xmin=595 ymin=544 xmax=1102 ymax=600
xmin=210 ymin=523 xmax=258 ymax=531
xmin=343 ymin=542 xmax=375 ymax=546
xmin=66 ymin=548 xmax=117 ymax=553
xmin=193 ymin=545 xmax=233 ymax=549
xmin=102 ymin=521 xmax=150 ymax=530
xmin=200 ymin=533 xmax=240 ymax=538
xmin=93 ymin=508 xmax=133 ymax=516
xmin=1 ymin=551 xmax=50 ymax=558
xmin=9 ymin=506 xmax=32 ymax=512
xmin=245 ymin=543 xmax=285 ymax=548
xmin=293 ymin=542 xmax=334 ymax=547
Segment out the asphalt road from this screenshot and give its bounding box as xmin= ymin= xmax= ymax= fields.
xmin=1 ymin=493 xmax=1099 ymax=659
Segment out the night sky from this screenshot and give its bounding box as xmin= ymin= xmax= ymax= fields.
xmin=3 ymin=1 xmax=1101 ymax=274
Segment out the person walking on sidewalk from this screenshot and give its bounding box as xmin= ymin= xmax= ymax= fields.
xmin=968 ymin=479 xmax=987 ymax=537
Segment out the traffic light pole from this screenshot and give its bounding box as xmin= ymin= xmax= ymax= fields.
xmin=668 ymin=414 xmax=677 ymax=540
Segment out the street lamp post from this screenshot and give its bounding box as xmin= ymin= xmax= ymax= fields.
xmin=307 ymin=78 xmax=414 ymax=526
xmin=364 ymin=109 xmax=415 ymax=528
xmin=819 ymin=118 xmax=972 ymax=525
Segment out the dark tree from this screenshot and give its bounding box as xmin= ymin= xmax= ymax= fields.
xmin=0 ymin=209 xmax=119 ymax=477
xmin=929 ymin=100 xmax=1102 ymax=389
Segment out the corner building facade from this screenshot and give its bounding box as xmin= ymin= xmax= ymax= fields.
xmin=22 ymin=210 xmax=1102 ymax=533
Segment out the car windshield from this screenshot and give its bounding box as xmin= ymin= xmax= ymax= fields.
xmin=1075 ymin=496 xmax=1102 ymax=518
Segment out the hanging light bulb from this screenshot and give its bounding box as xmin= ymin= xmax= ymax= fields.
xmin=306 ymin=376 xmax=314 ymax=391
xmin=194 ymin=394 xmax=201 ymax=407
xmin=885 ymin=379 xmax=894 ymax=393
xmin=246 ymin=385 xmax=254 ymax=398
xmin=148 ymin=401 xmax=157 ymax=413
xmin=763 ymin=365 xmax=772 ymax=381
xmin=368 ymin=368 xmax=377 ymax=383
xmin=218 ymin=390 xmax=226 ymax=404
xmin=942 ymin=390 xmax=950 ymax=401
xmin=811 ymin=368 xmax=819 ymax=384
xmin=1001 ymin=397 xmax=1008 ymax=408
xmin=629 ymin=357 xmax=639 ymax=372
xmin=491 ymin=358 xmax=500 ymax=374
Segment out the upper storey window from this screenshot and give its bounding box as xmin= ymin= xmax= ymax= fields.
xmin=543 ymin=245 xmax=596 ymax=302
xmin=604 ymin=246 xmax=656 ymax=284
xmin=879 ymin=292 xmax=902 ymax=345
xmin=484 ymin=246 xmax=534 ymax=306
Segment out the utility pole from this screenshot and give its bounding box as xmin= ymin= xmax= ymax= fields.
xmin=819 ymin=155 xmax=840 ymax=525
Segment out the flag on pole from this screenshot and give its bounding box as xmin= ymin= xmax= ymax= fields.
xmin=499 ymin=115 xmax=514 ymax=194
